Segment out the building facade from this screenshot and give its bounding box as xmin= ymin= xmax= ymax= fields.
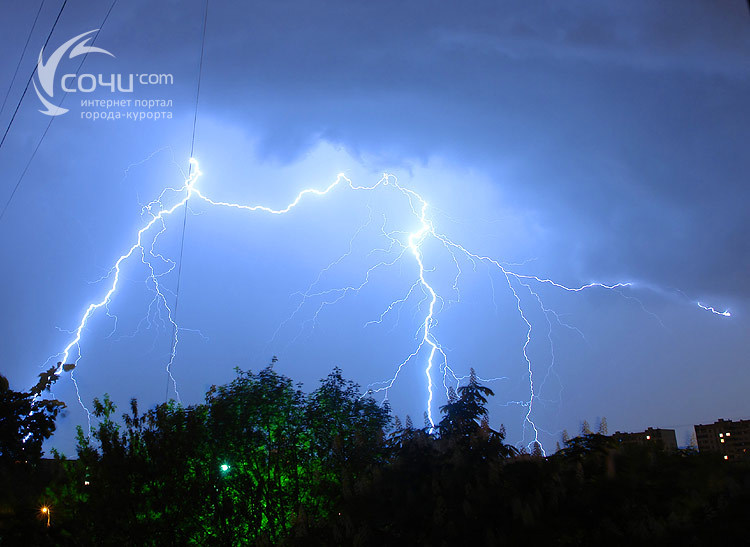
xmin=694 ymin=418 xmax=750 ymax=460
xmin=612 ymin=427 xmax=678 ymax=452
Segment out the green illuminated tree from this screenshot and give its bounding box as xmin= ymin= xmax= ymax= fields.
xmin=305 ymin=367 xmax=391 ymax=521
xmin=205 ymin=364 xmax=308 ymax=542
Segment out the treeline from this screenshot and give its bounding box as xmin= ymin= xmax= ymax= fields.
xmin=2 ymin=364 xmax=750 ymax=545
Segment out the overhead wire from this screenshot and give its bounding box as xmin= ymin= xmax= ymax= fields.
xmin=165 ymin=0 xmax=210 ymax=401
xmin=0 ymin=0 xmax=67 ymax=153
xmin=0 ymin=0 xmax=46 ymax=119
xmin=0 ymin=0 xmax=117 ymax=223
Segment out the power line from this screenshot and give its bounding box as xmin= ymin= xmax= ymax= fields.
xmin=0 ymin=0 xmax=117 ymax=223
xmin=0 ymin=0 xmax=67 ymax=153
xmin=166 ymin=0 xmax=210 ymax=401
xmin=0 ymin=0 xmax=46 ymax=119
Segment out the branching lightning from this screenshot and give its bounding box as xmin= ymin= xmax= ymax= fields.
xmin=44 ymin=158 xmax=731 ymax=452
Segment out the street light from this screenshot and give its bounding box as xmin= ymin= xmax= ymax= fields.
xmin=41 ymin=506 xmax=50 ymax=527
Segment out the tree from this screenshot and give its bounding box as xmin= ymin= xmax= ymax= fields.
xmin=0 ymin=366 xmax=65 ymax=465
xmin=204 ymin=364 xmax=310 ymax=542
xmin=436 ymin=370 xmax=517 ymax=459
xmin=305 ymin=367 xmax=391 ymax=516
xmin=438 ymin=368 xmax=494 ymax=437
xmin=0 ymin=367 xmax=66 ymax=544
xmin=531 ymin=442 xmax=544 ymax=457
xmin=22 ymin=365 xmax=750 ymax=545
xmin=47 ymin=364 xmax=391 ymax=544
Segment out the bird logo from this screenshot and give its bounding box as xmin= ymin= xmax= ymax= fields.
xmin=33 ymin=29 xmax=114 ymax=116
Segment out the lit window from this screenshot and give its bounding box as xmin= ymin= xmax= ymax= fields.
xmin=646 ymin=435 xmax=651 ymax=440
xmin=721 ymin=439 xmax=725 ymax=443
xmin=724 ymin=455 xmax=729 ymax=460
xmin=726 ymin=432 xmax=731 ymax=437
xmin=719 ymin=433 xmax=724 ymax=438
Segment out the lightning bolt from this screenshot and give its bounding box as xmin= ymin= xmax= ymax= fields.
xmin=696 ymin=302 xmax=731 ymax=317
xmin=44 ymin=158 xmax=731 ymax=452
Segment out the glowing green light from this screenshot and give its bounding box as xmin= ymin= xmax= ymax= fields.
xmin=220 ymin=463 xmax=230 ymax=473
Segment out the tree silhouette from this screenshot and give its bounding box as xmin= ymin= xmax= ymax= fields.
xmin=438 ymin=368 xmax=494 ymax=437
xmin=0 ymin=366 xmax=65 ymax=465
xmin=0 ymin=366 xmax=66 ymax=543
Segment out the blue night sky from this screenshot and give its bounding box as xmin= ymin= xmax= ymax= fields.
xmin=0 ymin=0 xmax=748 ymax=454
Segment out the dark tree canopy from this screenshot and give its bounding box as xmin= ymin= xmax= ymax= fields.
xmin=2 ymin=365 xmax=749 ymax=545
xmin=438 ymin=368 xmax=494 ymax=437
xmin=0 ymin=366 xmax=65 ymax=465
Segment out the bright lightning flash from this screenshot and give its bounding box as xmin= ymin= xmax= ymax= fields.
xmin=43 ymin=158 xmax=731 ymax=453
xmin=697 ymin=302 xmax=731 ymax=317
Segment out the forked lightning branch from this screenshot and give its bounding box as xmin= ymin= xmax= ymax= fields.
xmin=47 ymin=159 xmax=731 ymax=453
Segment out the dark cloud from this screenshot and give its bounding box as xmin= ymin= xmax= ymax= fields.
xmin=155 ymin=0 xmax=747 ymax=296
